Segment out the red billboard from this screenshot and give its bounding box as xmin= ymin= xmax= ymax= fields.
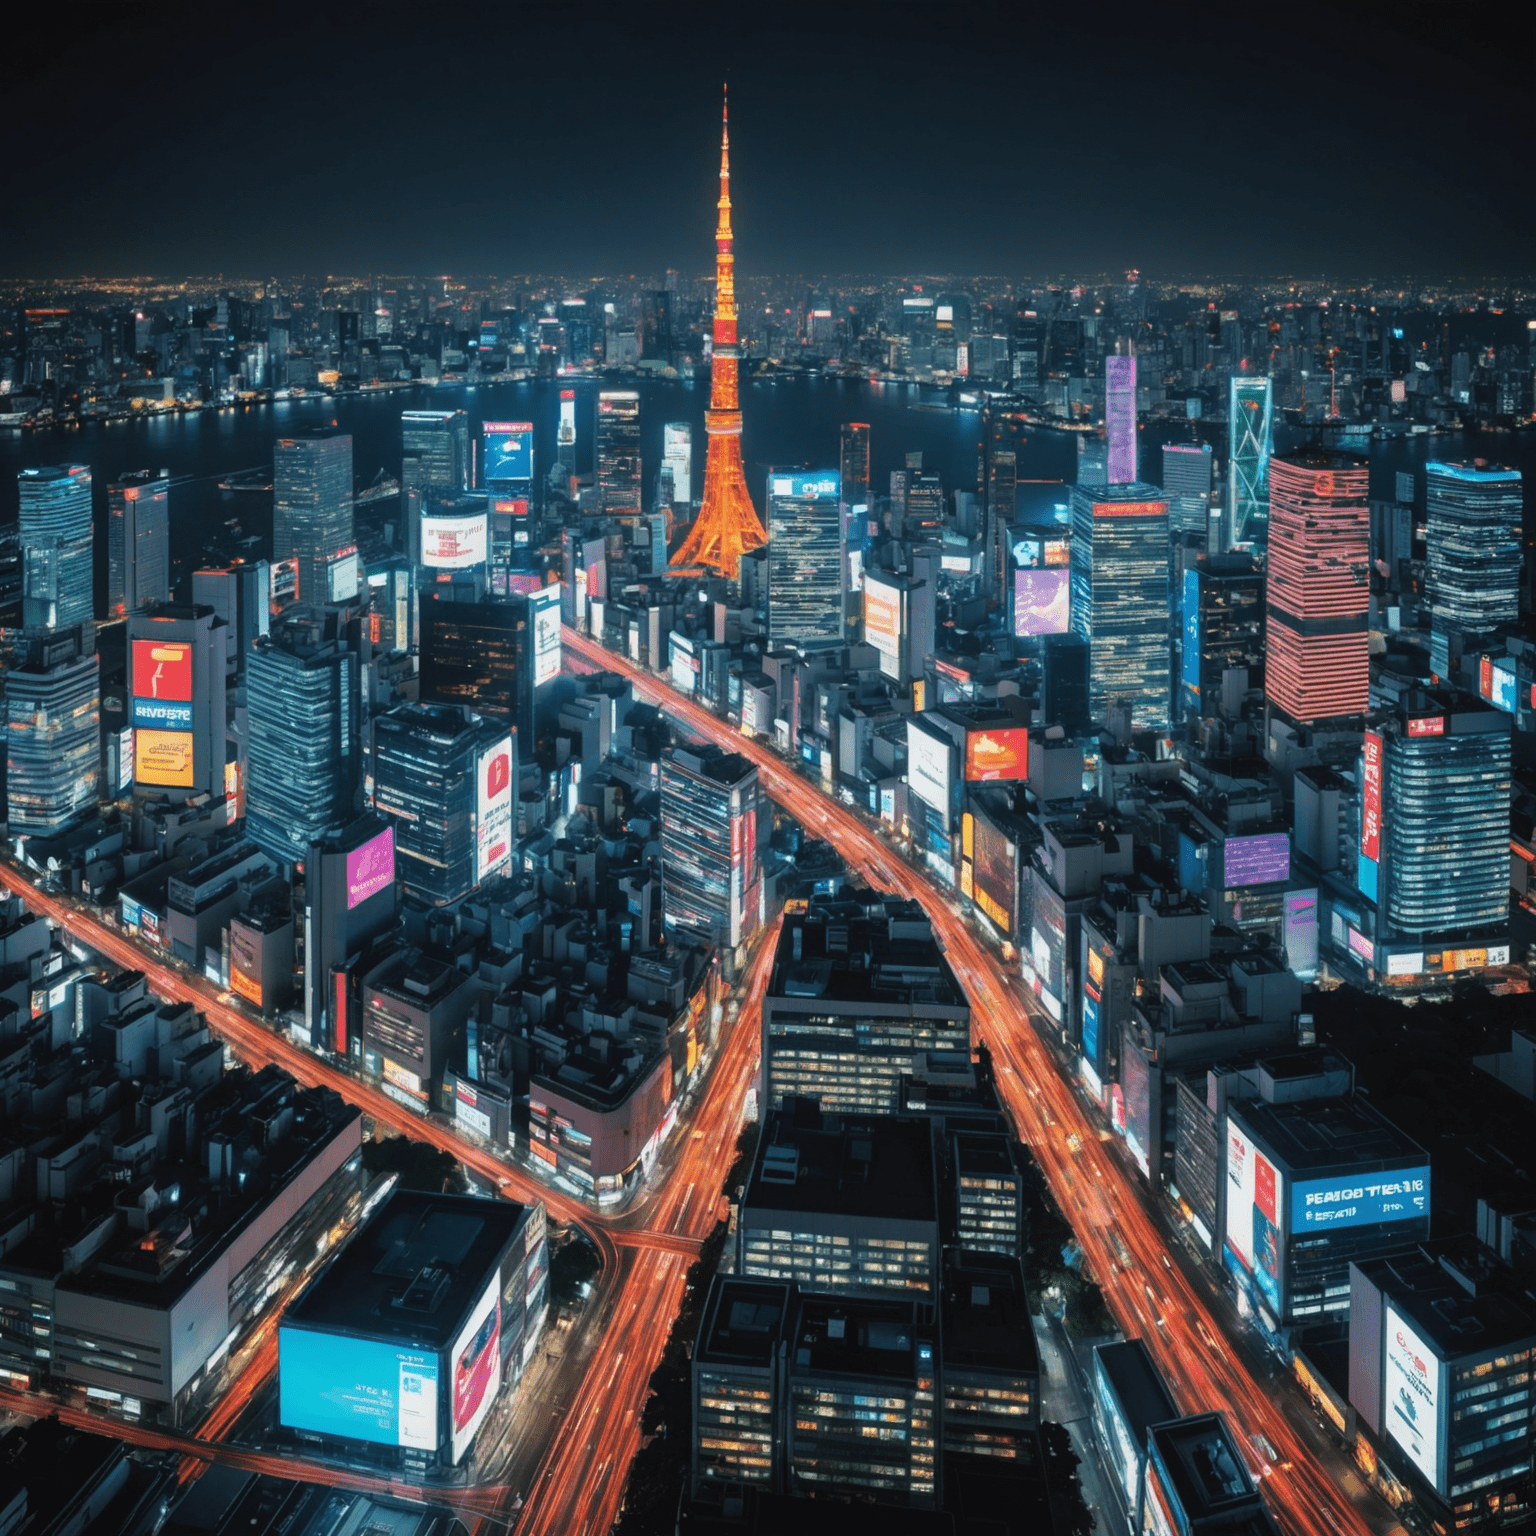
xmin=965 ymin=727 xmax=1030 ymax=782
xmin=1407 ymin=715 xmax=1444 ymax=738
xmin=1361 ymin=731 xmax=1383 ymax=862
xmin=132 ymin=639 xmax=193 ymax=701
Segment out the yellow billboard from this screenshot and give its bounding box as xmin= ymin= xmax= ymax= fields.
xmin=135 ymin=729 xmax=194 ymax=787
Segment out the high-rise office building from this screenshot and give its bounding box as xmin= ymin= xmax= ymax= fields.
xmin=1363 ymin=690 xmax=1511 ymax=944
xmin=840 ymin=423 xmax=872 ymax=641
xmin=125 ymin=603 xmax=228 ymax=802
xmin=4 ymin=627 xmax=99 ymax=835
xmin=660 ymin=745 xmax=760 ymax=951
xmin=1425 ymin=459 xmax=1523 ymax=635
xmin=595 ymin=391 xmax=642 ymax=513
xmin=107 ymin=471 xmax=169 ymax=619
xmin=1105 ymin=354 xmax=1137 ymax=483
xmin=903 ymin=466 xmax=945 ymax=536
xmin=839 ymin=421 xmax=870 ymax=513
xmin=987 ymin=449 xmax=1017 ymax=521
xmin=400 ymin=410 xmax=469 ymax=503
xmin=1227 ymin=376 xmax=1273 ymax=548
xmin=18 ymin=465 xmax=93 ymax=630
xmin=1264 ymin=451 xmax=1369 ymax=723
xmin=274 ymin=432 xmax=355 ymax=606
xmin=766 ymin=470 xmax=842 ymax=650
xmin=245 ymin=614 xmax=362 ymax=868
xmin=372 ymin=704 xmax=498 ymax=906
xmin=191 ymin=560 xmax=271 ymax=677
xmin=662 ymin=422 xmax=692 ymax=506
xmin=1069 ymin=483 xmax=1171 ymax=730
xmin=1162 ymin=442 xmax=1214 ymax=540
xmin=556 ymin=389 xmax=577 ymax=477
xmin=1179 ymin=554 xmax=1265 ymax=721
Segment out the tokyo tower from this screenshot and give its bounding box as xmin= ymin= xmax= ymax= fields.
xmin=669 ymin=89 xmax=768 ymax=579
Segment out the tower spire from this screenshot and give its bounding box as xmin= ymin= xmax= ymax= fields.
xmin=670 ymin=92 xmax=767 ymax=580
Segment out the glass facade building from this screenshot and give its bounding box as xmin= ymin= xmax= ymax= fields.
xmin=1265 ymin=450 xmax=1370 ymax=723
xmin=418 ymin=592 xmax=538 ymax=757
xmin=400 ymin=409 xmax=469 ymax=503
xmin=18 ymin=465 xmax=93 ymax=630
xmin=1179 ymin=554 xmax=1265 ymax=721
xmin=766 ymin=469 xmax=842 ymax=650
xmin=372 ymin=704 xmax=487 ymax=906
xmin=596 ymin=391 xmax=642 ymax=513
xmin=245 ymin=626 xmax=360 ymax=867
xmin=660 ymin=745 xmax=759 ymax=950
xmin=1425 ymin=459 xmax=1523 ymax=634
xmin=273 ymin=432 xmax=354 ymax=606
xmin=4 ymin=628 xmax=99 ymax=834
xmin=1378 ymin=696 xmax=1512 ymax=941
xmin=1069 ymin=482 xmax=1171 ymax=730
xmin=1161 ymin=441 xmax=1213 ymax=539
xmin=107 ymin=471 xmax=169 ymax=619
xmin=1227 ymin=376 xmax=1273 ymax=549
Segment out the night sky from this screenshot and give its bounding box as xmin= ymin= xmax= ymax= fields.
xmin=9 ymin=0 xmax=1533 ymax=280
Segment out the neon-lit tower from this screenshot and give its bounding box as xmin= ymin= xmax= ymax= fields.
xmin=670 ymin=90 xmax=768 ymax=579
xmin=1227 ymin=376 xmax=1273 ymax=550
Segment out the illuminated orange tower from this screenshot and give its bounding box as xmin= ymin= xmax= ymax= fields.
xmin=670 ymin=89 xmax=768 ymax=579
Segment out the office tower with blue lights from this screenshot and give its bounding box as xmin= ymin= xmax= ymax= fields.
xmin=245 ymin=614 xmax=362 ymax=868
xmin=1359 ymin=690 xmax=1512 ymax=971
xmin=4 ymin=627 xmax=99 ymax=835
xmin=766 ymin=470 xmax=842 ymax=650
xmin=18 ymin=465 xmax=93 ymax=630
xmin=1162 ymin=442 xmax=1214 ymax=541
xmin=274 ymin=431 xmax=355 ymax=605
xmin=1069 ymin=483 xmax=1171 ymax=730
xmin=191 ymin=560 xmax=271 ymax=677
xmin=107 ymin=471 xmax=170 ymax=619
xmin=1265 ymin=451 xmax=1369 ymax=723
xmin=661 ymin=745 xmax=761 ymax=953
xmin=400 ymin=409 xmax=470 ymax=501
xmin=1179 ymin=554 xmax=1265 ymax=722
xmin=1227 ymin=376 xmax=1273 ymax=549
xmin=1425 ymin=460 xmax=1523 ymax=636
xmin=596 ymin=391 xmax=642 ymax=513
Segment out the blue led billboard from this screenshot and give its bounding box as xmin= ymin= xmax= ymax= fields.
xmin=483 ymin=422 xmax=533 ymax=483
xmin=1222 ymin=832 xmax=1290 ymax=887
xmin=1289 ymin=1168 xmax=1430 ymax=1233
xmin=770 ymin=472 xmax=840 ymax=500
xmin=1181 ymin=568 xmax=1201 ymax=695
xmin=1082 ymin=993 xmax=1099 ymax=1063
xmin=279 ymin=1326 xmax=440 ymax=1451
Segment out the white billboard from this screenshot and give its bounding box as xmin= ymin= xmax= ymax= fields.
xmin=1385 ymin=1304 xmax=1442 ymax=1489
xmin=475 ymin=734 xmax=514 ymax=884
xmin=449 ymin=1276 xmax=502 ymax=1464
xmin=663 ymin=421 xmax=691 ymax=504
xmin=864 ymin=574 xmax=903 ymax=659
xmin=531 ymin=586 xmax=561 ymax=687
xmin=422 ymin=513 xmax=489 ymax=570
xmin=906 ymin=722 xmax=952 ymax=823
xmin=327 ymin=549 xmax=360 ymax=602
xmin=1224 ymin=1113 xmax=1284 ymax=1316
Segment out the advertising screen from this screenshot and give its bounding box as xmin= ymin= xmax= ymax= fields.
xmin=132 ymin=639 xmax=194 ymax=729
xmin=279 ymin=1327 xmax=439 ymax=1451
xmin=1407 ymin=715 xmax=1444 ymax=738
xmin=1181 ymin=568 xmax=1202 ymax=695
xmin=135 ymin=728 xmax=194 ymax=787
xmin=1385 ymin=1304 xmax=1442 ymax=1488
xmin=482 ymin=422 xmax=533 ymax=483
xmin=1013 ymin=568 xmax=1070 ymax=637
xmin=1290 ymin=1168 xmax=1429 ymax=1233
xmin=346 ymin=827 xmax=395 ymax=910
xmin=971 ymin=813 xmax=1018 ymax=934
xmin=1105 ymin=355 xmax=1137 ymax=484
xmin=1223 ymin=832 xmax=1290 ymax=887
xmin=1225 ymin=1117 xmax=1284 ymax=1312
xmin=965 ymin=727 xmax=1030 ymax=782
xmin=906 ymin=723 xmax=952 ymax=820
xmin=864 ymin=576 xmax=902 ymax=658
xmin=558 ymin=390 xmax=576 ymax=451
xmin=1361 ymin=732 xmax=1383 ymax=863
xmin=531 ymin=587 xmax=561 ymax=687
xmin=1490 ymin=660 xmax=1517 ymax=714
xmin=475 ymin=735 xmax=514 ymax=884
xmin=422 ymin=514 xmax=488 ymax=569
xmin=1082 ymin=993 xmax=1100 ymax=1063
xmin=450 ymin=1277 xmax=502 ymax=1463
xmin=327 ymin=549 xmax=360 ymax=603
xmin=771 ymin=472 xmax=839 ymax=500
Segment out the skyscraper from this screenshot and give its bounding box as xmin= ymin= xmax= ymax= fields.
xmin=556 ymin=389 xmax=577 ymax=477
xmin=1227 ymin=376 xmax=1272 ymax=549
xmin=400 ymin=410 xmax=469 ymax=502
xmin=1425 ymin=459 xmax=1523 ymax=635
xmin=661 ymin=745 xmax=760 ymax=951
xmin=245 ymin=615 xmax=362 ymax=868
xmin=1179 ymin=554 xmax=1265 ymax=721
xmin=5 ymin=627 xmax=99 ymax=835
xmin=1264 ymin=451 xmax=1369 ymax=723
xmin=125 ymin=604 xmax=228 ymax=802
xmin=274 ymin=432 xmax=354 ymax=606
xmin=670 ymin=92 xmax=768 ymax=578
xmin=18 ymin=465 xmax=93 ymax=630
xmin=766 ymin=470 xmax=842 ymax=650
xmin=1105 ymin=354 xmax=1137 ymax=483
xmin=1069 ymin=483 xmax=1171 ymax=730
xmin=840 ymin=422 xmax=872 ymax=638
xmin=595 ymin=391 xmax=642 ymax=513
xmin=107 ymin=471 xmax=170 ymax=619
xmin=1161 ymin=442 xmax=1214 ymax=541
xmin=839 ymin=422 xmax=871 ymax=513
xmin=662 ymin=422 xmax=692 ymax=506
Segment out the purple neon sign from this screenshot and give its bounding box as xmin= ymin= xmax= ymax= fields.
xmin=1106 ymin=355 xmax=1137 ymax=484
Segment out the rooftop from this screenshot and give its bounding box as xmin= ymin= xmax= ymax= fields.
xmin=1148 ymin=1413 xmax=1262 ymax=1522
xmin=1232 ymin=1094 xmax=1426 ymax=1180
xmin=696 ymin=1278 xmax=792 ymax=1370
xmin=789 ymin=1295 xmax=929 ymax=1382
xmin=940 ymin=1253 xmax=1038 ymax=1376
